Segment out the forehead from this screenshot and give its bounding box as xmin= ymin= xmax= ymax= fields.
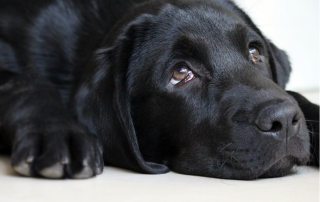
xmin=128 ymin=1 xmax=267 ymax=83
xmin=127 ymin=1 xmax=269 ymax=94
xmin=144 ymin=2 xmax=260 ymax=63
xmin=141 ymin=3 xmax=258 ymax=71
xmin=155 ymin=2 xmax=248 ymax=39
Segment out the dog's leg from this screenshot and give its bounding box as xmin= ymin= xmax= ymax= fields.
xmin=0 ymin=71 xmax=103 ymax=178
xmin=287 ymin=91 xmax=319 ymax=166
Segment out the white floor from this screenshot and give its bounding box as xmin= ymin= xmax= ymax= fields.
xmin=0 ymin=91 xmax=319 ymax=202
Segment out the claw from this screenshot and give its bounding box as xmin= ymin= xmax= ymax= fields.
xmin=61 ymin=157 xmax=69 ymax=165
xmin=26 ymin=156 xmax=34 ymax=164
xmin=73 ymin=166 xmax=94 ymax=179
xmin=82 ymin=159 xmax=89 ymax=167
xmin=96 ymin=167 xmax=102 ymax=175
xmin=39 ymin=163 xmax=64 ymax=179
xmin=13 ymin=162 xmax=32 ymax=177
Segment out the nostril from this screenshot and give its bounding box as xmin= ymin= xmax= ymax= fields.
xmin=256 ymin=120 xmax=283 ymax=132
xmin=292 ymin=114 xmax=301 ymax=125
xmin=269 ymin=121 xmax=282 ymax=132
xmin=255 ymin=102 xmax=302 ymax=141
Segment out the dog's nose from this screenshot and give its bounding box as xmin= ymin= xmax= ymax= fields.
xmin=255 ymin=102 xmax=301 ymax=141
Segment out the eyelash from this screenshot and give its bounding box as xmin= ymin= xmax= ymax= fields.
xmin=248 ymin=42 xmax=263 ymax=53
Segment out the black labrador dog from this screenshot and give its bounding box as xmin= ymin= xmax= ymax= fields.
xmin=0 ymin=0 xmax=318 ymax=180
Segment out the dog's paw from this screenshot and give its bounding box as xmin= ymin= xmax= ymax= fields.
xmin=11 ymin=124 xmax=103 ymax=179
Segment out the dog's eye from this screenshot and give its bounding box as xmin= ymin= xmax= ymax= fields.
xmin=170 ymin=65 xmax=195 ymax=86
xmin=249 ymin=45 xmax=261 ymax=63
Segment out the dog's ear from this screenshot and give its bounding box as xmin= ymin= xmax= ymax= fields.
xmin=268 ymin=42 xmax=292 ymax=89
xmin=76 ymin=14 xmax=169 ymax=174
xmin=111 ymin=15 xmax=169 ymax=173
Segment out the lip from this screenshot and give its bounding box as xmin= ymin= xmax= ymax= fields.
xmin=258 ymin=155 xmax=309 ymax=179
xmin=218 ymin=154 xmax=308 ymax=180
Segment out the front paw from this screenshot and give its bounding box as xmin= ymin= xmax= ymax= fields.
xmin=11 ymin=123 xmax=103 ymax=179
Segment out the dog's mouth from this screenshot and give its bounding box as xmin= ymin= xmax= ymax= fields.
xmin=218 ymin=155 xmax=309 ymax=180
xmin=165 ymin=136 xmax=310 ymax=180
xmin=258 ymin=156 xmax=308 ymax=179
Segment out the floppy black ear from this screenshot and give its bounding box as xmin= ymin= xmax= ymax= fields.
xmin=75 ymin=14 xmax=169 ymax=174
xmin=268 ymin=42 xmax=292 ymax=89
xmin=286 ymin=91 xmax=319 ymax=167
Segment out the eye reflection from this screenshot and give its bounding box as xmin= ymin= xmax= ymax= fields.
xmin=249 ymin=45 xmax=261 ymax=63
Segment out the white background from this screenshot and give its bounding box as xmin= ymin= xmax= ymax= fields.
xmin=234 ymin=0 xmax=319 ymax=92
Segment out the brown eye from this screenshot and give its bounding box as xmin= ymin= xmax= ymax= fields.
xmin=173 ymin=66 xmax=189 ymax=80
xmin=170 ymin=65 xmax=195 ymax=86
xmin=249 ymin=45 xmax=261 ymax=63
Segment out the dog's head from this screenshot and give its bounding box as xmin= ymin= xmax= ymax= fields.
xmin=77 ymin=0 xmax=310 ymax=179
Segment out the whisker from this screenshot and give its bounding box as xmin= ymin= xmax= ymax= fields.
xmin=306 ymin=120 xmax=318 ymax=164
xmin=308 ymin=131 xmax=318 ymax=135
xmin=290 ymin=138 xmax=315 ymax=161
xmin=218 ymin=159 xmax=229 ymax=172
xmin=230 ymin=152 xmax=236 ymax=172
xmin=305 ymin=120 xmax=319 ymax=123
xmin=219 ymin=143 xmax=233 ymax=153
xmin=246 ymin=1 xmax=261 ymax=14
xmin=231 ymin=156 xmax=239 ymax=164
xmin=308 ymin=125 xmax=319 ymax=163
xmin=291 ymin=138 xmax=310 ymax=151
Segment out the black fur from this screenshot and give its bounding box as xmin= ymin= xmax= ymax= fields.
xmin=0 ymin=0 xmax=318 ymax=179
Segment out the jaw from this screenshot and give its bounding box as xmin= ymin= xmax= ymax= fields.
xmin=163 ymin=131 xmax=310 ymax=180
xmin=259 ymin=156 xmax=309 ymax=178
xmin=167 ymin=155 xmax=309 ymax=180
